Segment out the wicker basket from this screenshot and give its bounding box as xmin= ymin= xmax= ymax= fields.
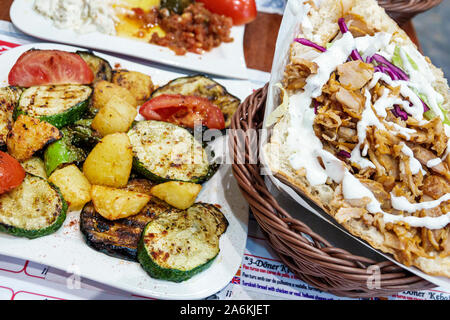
xmin=230 ymin=84 xmax=436 ymax=298
xmin=378 ymin=0 xmax=443 ymax=25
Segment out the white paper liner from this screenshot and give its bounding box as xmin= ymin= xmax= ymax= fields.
xmin=259 ymin=0 xmax=450 ymax=290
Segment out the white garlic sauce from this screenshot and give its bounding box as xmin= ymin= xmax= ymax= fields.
xmin=285 ymin=24 xmax=449 ymax=229
xmin=427 ymin=158 xmax=442 ymax=168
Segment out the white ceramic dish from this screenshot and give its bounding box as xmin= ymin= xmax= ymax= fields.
xmin=10 ymin=0 xmax=249 ymax=80
xmin=0 ymin=43 xmax=251 ymax=300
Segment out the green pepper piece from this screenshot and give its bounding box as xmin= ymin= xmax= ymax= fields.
xmin=44 ymin=129 xmax=86 ymax=176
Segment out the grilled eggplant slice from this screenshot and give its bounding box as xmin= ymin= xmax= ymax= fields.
xmin=0 ymin=86 xmax=22 ymax=149
xmin=137 ymin=202 xmax=228 ymax=282
xmin=127 ymin=120 xmax=211 ymax=183
xmin=77 ymin=51 xmax=113 ymax=83
xmin=151 ymin=75 xmax=240 ymax=128
xmin=80 ymin=198 xmax=172 ymax=261
xmin=15 ymin=85 xmax=92 ymax=128
xmin=0 ymin=173 xmax=67 ymax=239
xmin=80 ymin=179 xmax=172 ymax=260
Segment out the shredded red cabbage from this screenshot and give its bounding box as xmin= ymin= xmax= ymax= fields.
xmin=374 ymin=65 xmax=399 ymax=80
xmin=337 ymin=150 xmax=351 ymax=158
xmin=337 ymin=18 xmax=363 ymax=61
xmin=350 ymin=49 xmax=363 ymax=61
xmin=393 ymin=105 xmax=409 ymax=121
xmin=421 ymin=99 xmax=430 ymax=112
xmin=371 ymin=54 xmax=409 ymax=81
xmin=313 ymin=99 xmax=319 ymax=114
xmin=338 ymin=18 xmax=348 ymax=34
xmin=294 ymin=38 xmax=327 ymax=52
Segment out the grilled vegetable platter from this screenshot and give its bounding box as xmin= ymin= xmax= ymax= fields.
xmin=0 ymin=43 xmax=250 ymax=298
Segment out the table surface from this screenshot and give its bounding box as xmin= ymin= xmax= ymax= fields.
xmin=0 ymin=0 xmax=420 ymax=73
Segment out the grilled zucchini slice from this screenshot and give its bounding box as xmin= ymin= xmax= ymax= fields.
xmin=0 ymin=86 xmax=22 ymax=149
xmin=77 ymin=51 xmax=113 ymax=83
xmin=137 ymin=203 xmax=228 ymax=282
xmin=127 ymin=120 xmax=211 ymax=183
xmin=0 ymin=174 xmax=67 ymax=239
xmin=15 ymin=85 xmax=92 ymax=128
xmin=20 ymin=157 xmax=47 ymax=179
xmin=151 ymin=75 xmax=240 ymax=128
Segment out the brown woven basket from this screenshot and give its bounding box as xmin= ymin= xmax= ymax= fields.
xmin=378 ymin=0 xmax=443 ymax=25
xmin=230 ymin=84 xmax=436 ymax=298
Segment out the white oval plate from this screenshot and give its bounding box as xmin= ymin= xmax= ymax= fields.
xmin=0 ymin=43 xmax=251 ymax=300
xmin=10 ymin=0 xmax=249 ymax=80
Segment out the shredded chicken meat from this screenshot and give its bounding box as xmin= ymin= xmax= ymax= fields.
xmin=299 ymin=47 xmax=450 ymax=265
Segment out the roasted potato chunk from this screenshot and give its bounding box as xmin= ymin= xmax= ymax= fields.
xmin=7 ymin=115 xmax=62 ymax=161
xmin=91 ymin=95 xmax=137 ymax=136
xmin=112 ymin=70 xmax=154 ymax=105
xmin=83 ymin=133 xmax=133 ymax=188
xmin=150 ymin=181 xmax=202 ymax=210
xmin=91 ymin=185 xmax=151 ymax=220
xmin=49 ymin=164 xmax=92 ymax=210
xmin=92 ymin=80 xmax=137 ymax=110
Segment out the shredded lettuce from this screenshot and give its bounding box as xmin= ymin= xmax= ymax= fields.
xmin=408 ymin=87 xmax=449 ymax=124
xmin=424 ymin=110 xmax=436 ymax=121
xmin=439 ymin=105 xmax=450 ymax=125
xmin=391 ymin=46 xmax=418 ymax=71
xmin=415 ymin=89 xmax=450 ymax=124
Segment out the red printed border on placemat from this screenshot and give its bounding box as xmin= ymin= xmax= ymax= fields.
xmin=0 ymin=40 xmax=20 ymax=54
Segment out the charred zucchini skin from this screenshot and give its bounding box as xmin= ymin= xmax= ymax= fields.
xmin=137 ymin=234 xmax=217 ymax=283
xmin=131 ymin=157 xmax=216 ymax=184
xmin=77 ymin=51 xmax=113 ymax=83
xmin=131 ymin=157 xmax=171 ymax=184
xmin=39 ymin=99 xmax=90 ymax=129
xmin=15 ymin=85 xmax=92 ymax=129
xmin=0 ymin=175 xmax=67 ymax=239
xmin=15 ymin=99 xmax=90 ymax=129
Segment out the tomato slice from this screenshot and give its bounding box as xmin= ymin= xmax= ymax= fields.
xmin=8 ymin=50 xmax=94 ymax=87
xmin=139 ymin=94 xmax=226 ymax=130
xmin=196 ymin=0 xmax=257 ymax=25
xmin=0 ymin=151 xmax=25 ymax=195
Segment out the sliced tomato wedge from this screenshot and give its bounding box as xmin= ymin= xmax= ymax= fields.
xmin=196 ymin=0 xmax=257 ymax=25
xmin=8 ymin=50 xmax=94 ymax=87
xmin=0 ymin=151 xmax=25 ymax=195
xmin=139 ymin=94 xmax=226 ymax=130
